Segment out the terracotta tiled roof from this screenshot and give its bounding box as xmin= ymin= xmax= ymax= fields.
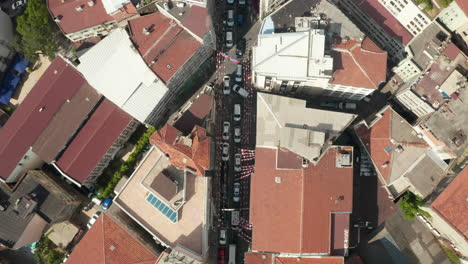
xmin=66 ymin=214 xmax=159 ymax=264
xmin=0 ymin=57 xmax=85 ymax=180
xmin=150 ymin=124 xmax=211 ymax=176
xmin=181 ymin=5 xmax=211 ymax=39
xmin=443 ymin=43 xmax=465 ymax=62
xmin=55 ymin=99 xmax=133 ymax=184
xmin=354 ymin=0 xmax=413 ymax=45
xmin=48 ymin=0 xmax=137 ymax=35
xmin=250 ymin=147 xmax=353 ymax=254
xmin=331 ymin=38 xmax=387 ymax=89
xmin=455 ymin=0 xmax=468 ymax=16
xmin=128 ymin=12 xmax=201 ymax=83
xmin=432 ymin=167 xmax=468 ymax=239
xmin=244 ymin=252 xmax=344 ymax=264
xmin=32 ymin=83 xmax=101 ymax=163
xmin=173 ymin=94 xmax=212 ymax=135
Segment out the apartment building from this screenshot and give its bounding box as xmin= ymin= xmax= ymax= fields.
xmin=48 ymin=0 xmax=138 ymax=42
xmin=0 ymin=10 xmax=14 ymax=77
xmin=437 ymin=0 xmax=468 ymax=45
xmin=379 ymin=0 xmax=431 ymax=36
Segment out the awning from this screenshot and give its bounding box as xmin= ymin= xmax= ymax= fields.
xmin=11 ymin=55 xmax=29 ymax=74
xmin=0 ymin=72 xmax=21 ymax=104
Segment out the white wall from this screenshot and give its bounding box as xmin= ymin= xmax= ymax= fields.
xmin=6 ymin=149 xmax=44 ymax=183
xmin=438 ymin=1 xmax=468 ymax=32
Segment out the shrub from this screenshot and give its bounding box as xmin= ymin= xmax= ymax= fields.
xmin=398 ymin=191 xmax=431 ymax=220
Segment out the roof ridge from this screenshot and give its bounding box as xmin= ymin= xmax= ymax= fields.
xmin=101 ymin=214 xmax=107 ymax=264
xmin=62 ymin=102 xmax=117 ymax=170
xmin=258 ymin=93 xmax=283 ymax=128
xmin=347 ymin=48 xmax=378 ymax=88
xmin=142 ymin=18 xmax=180 ymax=58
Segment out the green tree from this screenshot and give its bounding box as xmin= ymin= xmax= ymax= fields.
xmin=34 ymin=236 xmax=65 ymax=264
xmin=15 ymin=0 xmax=59 ymax=61
xmin=398 ymin=191 xmax=431 ymax=220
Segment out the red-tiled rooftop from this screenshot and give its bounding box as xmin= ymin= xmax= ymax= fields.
xmin=55 ymin=99 xmax=133 ymax=184
xmin=181 ymin=5 xmax=211 ymax=39
xmin=128 ymin=12 xmax=201 ymax=83
xmin=149 ymin=124 xmax=211 ymax=177
xmin=443 ymin=43 xmax=465 ymax=62
xmin=244 ymin=252 xmax=344 ymax=264
xmin=0 ymin=57 xmax=85 ymax=180
xmin=432 ymin=167 xmax=468 ymax=239
xmin=354 ymin=0 xmax=413 ymax=45
xmin=48 ymin=0 xmax=136 ymax=34
xmin=331 ymin=38 xmax=387 ymax=90
xmin=173 ymin=94 xmax=212 ymax=134
xmin=250 ymin=147 xmax=353 ymax=254
xmin=66 ymin=214 xmax=159 ymax=264
xmin=455 ymin=0 xmax=468 ymax=15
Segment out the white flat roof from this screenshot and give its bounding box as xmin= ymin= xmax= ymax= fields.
xmin=77 ymin=28 xmax=168 ymax=123
xmin=253 ymin=29 xmax=333 ymax=80
xmin=256 ymin=92 xmax=356 ymax=161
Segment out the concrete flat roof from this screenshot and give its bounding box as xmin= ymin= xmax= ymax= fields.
xmin=115 ymin=146 xmax=208 ymax=255
xmin=256 ymin=92 xmax=356 ymax=162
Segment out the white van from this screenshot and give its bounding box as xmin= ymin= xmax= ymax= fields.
xmin=227 ymin=10 xmax=234 ymax=27
xmin=233 ymin=104 xmax=241 ymax=121
xmin=226 ymin=31 xmax=233 ymax=48
xmin=235 ymin=64 xmax=242 ymax=83
xmin=228 ymin=244 xmax=236 ymax=264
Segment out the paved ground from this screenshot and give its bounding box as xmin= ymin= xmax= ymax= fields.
xmin=10 ymin=55 xmax=52 ymax=106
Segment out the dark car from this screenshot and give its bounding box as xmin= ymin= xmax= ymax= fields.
xmin=236 ymin=38 xmax=246 ymax=57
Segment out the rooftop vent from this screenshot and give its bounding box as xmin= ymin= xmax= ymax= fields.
xmin=381 ymin=161 xmax=389 ymax=168
xmin=75 ymin=6 xmax=83 ymax=12
xmin=166 ymin=64 xmax=172 ymax=69
xmin=53 ymin=16 xmax=61 ymax=22
xmin=109 ymin=244 xmax=116 ymax=251
xmin=275 ymin=177 xmax=281 ymax=183
xmin=87 ymin=0 xmax=94 ymax=6
xmin=39 ymin=107 xmax=45 ymax=112
xmin=142 ymin=27 xmax=150 ymax=35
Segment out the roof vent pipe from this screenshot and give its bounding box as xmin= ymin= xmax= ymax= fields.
xmin=142 ymin=28 xmax=150 ymax=35
xmin=87 ymin=0 xmax=94 ymax=6
xmin=75 ymin=6 xmax=83 ymax=12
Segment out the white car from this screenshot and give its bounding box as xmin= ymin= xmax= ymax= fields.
xmin=234 ymin=127 xmax=241 ymax=143
xmin=227 ymin=0 xmax=234 ymax=4
xmin=239 ymin=0 xmax=245 ymax=4
xmin=223 ymin=121 xmax=231 ymax=140
xmin=12 ymin=0 xmax=27 ymax=9
xmin=226 ymin=31 xmax=233 ymax=48
xmin=233 ymin=182 xmax=240 ymax=202
xmin=219 ymin=229 xmax=227 ymax=245
xmin=223 ymin=76 xmax=231 ymax=94
xmin=86 ymin=212 xmax=100 ymax=229
xmin=227 ymin=10 xmax=234 ymax=27
xmin=234 ymin=153 xmax=241 ymax=172
xmin=235 ymin=64 xmax=243 ymax=83
xmin=222 ymin=121 xmax=230 ymax=140
xmin=222 ymin=143 xmax=230 ymax=161
xmin=234 ymin=104 xmax=241 ymax=122
xmin=232 ymin=84 xmax=249 ymax=98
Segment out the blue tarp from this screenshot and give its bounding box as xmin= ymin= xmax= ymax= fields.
xmin=0 ymin=72 xmax=21 ymax=105
xmin=11 ymin=55 xmax=29 ymax=74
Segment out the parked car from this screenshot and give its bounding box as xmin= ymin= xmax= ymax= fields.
xmin=320 ymin=101 xmax=338 ymax=109
xmin=238 ymin=0 xmax=245 ymax=5
xmin=227 ymin=10 xmax=234 ymax=27
xmin=222 ymin=143 xmax=230 ymax=161
xmin=226 ymin=31 xmax=233 ymax=48
xmin=233 ymin=104 xmax=241 ymax=121
xmin=223 ymin=76 xmax=231 ymax=94
xmin=218 ymin=248 xmax=226 ymax=264
xmin=233 ymin=182 xmax=240 ymax=202
xmin=234 ymin=127 xmax=241 ymax=143
xmin=237 ymin=14 xmax=244 ymax=26
xmin=234 ymin=153 xmax=241 ymax=172
xmin=235 ymin=64 xmax=242 ymax=83
xmin=219 ymin=229 xmax=227 ymax=245
xmin=86 ymin=212 xmax=101 ymax=229
xmin=236 ymin=38 xmax=246 ymax=57
xmin=232 ymin=84 xmax=249 ymax=98
xmin=12 ymin=0 xmax=27 ymax=10
xmin=222 ymin=121 xmax=230 ymax=140
xmin=101 ymin=198 xmax=112 ymax=210
xmin=338 ymin=102 xmax=357 ymax=110
xmin=226 ymin=0 xmax=234 ymax=4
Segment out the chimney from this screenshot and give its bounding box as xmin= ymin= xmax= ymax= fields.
xmin=87 ymin=0 xmax=94 ymax=6
xmin=75 ymin=6 xmax=83 ymax=12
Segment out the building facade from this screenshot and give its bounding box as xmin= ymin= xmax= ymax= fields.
xmin=379 ymin=0 xmax=431 ymax=36
xmin=0 ymin=10 xmax=14 ymax=77
xmin=437 ymin=0 xmax=468 ymax=45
